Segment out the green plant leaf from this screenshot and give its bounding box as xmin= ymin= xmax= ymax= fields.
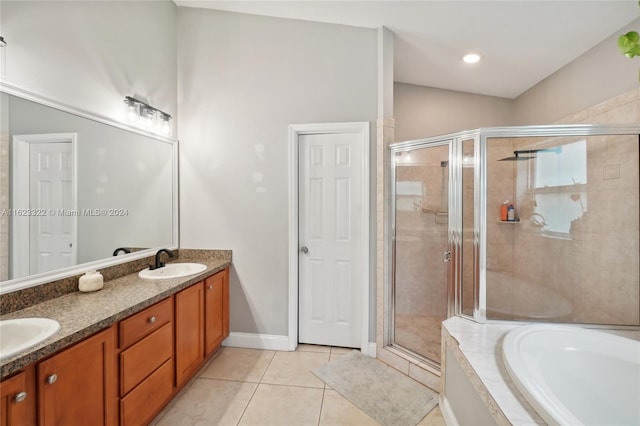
xmin=619 ymin=31 xmax=640 ymax=57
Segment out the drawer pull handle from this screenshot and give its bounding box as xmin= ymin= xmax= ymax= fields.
xmin=14 ymin=392 xmax=27 ymax=402
xmin=148 ymin=316 xmax=157 ymax=324
xmin=46 ymin=374 xmax=57 ymax=385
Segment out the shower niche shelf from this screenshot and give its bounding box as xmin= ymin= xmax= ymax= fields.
xmin=496 ymin=218 xmax=521 ymax=224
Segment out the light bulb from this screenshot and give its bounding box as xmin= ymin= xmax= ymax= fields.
xmin=462 ymin=53 xmax=481 ymax=64
xmin=143 ymin=108 xmax=154 ymax=129
xmin=160 ymin=116 xmax=171 ymax=135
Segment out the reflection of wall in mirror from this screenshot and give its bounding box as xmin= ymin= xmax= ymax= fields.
xmin=1 ymin=93 xmax=8 ymax=281
xmin=0 ymin=134 xmax=6 ymax=281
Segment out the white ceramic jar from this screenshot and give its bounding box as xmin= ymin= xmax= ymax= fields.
xmin=78 ymin=270 xmax=104 ymax=292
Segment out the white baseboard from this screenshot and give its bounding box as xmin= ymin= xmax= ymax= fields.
xmin=223 ymin=334 xmax=377 ymax=356
xmin=439 ymin=395 xmax=459 ymax=426
xmin=222 ymin=332 xmax=291 ymax=351
xmin=367 ymin=342 xmax=377 ymax=358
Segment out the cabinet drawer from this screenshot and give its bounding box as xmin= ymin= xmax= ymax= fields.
xmin=120 ymin=322 xmax=173 ymax=396
xmin=120 ymin=358 xmax=174 ymax=426
xmin=119 ymin=297 xmax=172 ymax=348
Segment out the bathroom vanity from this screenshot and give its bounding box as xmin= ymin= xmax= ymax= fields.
xmin=0 ymin=251 xmax=231 ymax=426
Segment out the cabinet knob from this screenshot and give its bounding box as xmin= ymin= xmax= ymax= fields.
xmin=14 ymin=392 xmax=27 ymax=402
xmin=208 ymin=285 xmax=213 ymax=290
xmin=46 ymin=374 xmax=58 ymax=385
xmin=148 ymin=316 xmax=156 ymax=324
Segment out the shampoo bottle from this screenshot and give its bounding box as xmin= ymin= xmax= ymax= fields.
xmin=79 ymin=270 xmax=104 ymax=292
xmin=500 ymin=201 xmax=509 ymax=221
xmin=507 ymin=204 xmax=515 ymax=221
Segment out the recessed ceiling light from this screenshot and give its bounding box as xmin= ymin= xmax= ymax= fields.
xmin=462 ymin=53 xmax=481 ymax=64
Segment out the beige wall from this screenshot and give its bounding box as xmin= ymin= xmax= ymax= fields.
xmin=0 ymin=0 xmax=178 ymax=136
xmin=393 ymin=83 xmax=514 ymax=142
xmin=514 ymin=18 xmax=640 ymax=126
xmin=178 ymin=7 xmax=378 ymax=337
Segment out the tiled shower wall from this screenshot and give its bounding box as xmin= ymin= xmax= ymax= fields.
xmin=485 ymin=88 xmax=640 ymax=325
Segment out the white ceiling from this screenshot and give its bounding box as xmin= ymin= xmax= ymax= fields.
xmin=174 ymin=1 xmax=639 ymax=99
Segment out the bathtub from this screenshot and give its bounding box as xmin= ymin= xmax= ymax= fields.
xmin=502 ymin=324 xmax=640 ymax=426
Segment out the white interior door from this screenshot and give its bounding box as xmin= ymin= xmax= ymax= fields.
xmin=29 ymin=142 xmax=75 ymax=274
xmin=12 ymin=133 xmax=77 ymax=279
xmin=298 ymin=131 xmax=364 ymax=348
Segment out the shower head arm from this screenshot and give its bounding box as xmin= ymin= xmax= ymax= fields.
xmin=513 ymin=147 xmax=561 ymax=156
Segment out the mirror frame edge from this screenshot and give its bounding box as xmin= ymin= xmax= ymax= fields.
xmin=0 ymin=81 xmax=179 ymax=296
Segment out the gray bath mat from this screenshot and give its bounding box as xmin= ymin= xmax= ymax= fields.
xmin=313 ymin=351 xmax=438 ymax=426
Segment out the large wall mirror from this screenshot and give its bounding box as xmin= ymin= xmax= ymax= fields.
xmin=0 ymin=84 xmax=178 ymax=294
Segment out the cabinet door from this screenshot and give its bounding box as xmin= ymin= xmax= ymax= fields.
xmin=222 ymin=268 xmax=230 ymax=340
xmin=38 ymin=326 xmax=116 ymax=426
xmin=204 ymin=272 xmax=224 ymax=356
xmin=1 ymin=366 xmax=35 ymax=426
xmin=175 ymin=282 xmax=204 ymax=387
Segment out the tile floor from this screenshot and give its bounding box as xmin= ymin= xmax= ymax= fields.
xmin=152 ymin=345 xmax=446 ymax=426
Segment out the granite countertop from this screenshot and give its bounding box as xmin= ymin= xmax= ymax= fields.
xmin=0 ymin=254 xmax=231 ymax=379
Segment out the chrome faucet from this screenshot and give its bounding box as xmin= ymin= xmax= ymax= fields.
xmin=151 ymin=249 xmax=174 ymax=270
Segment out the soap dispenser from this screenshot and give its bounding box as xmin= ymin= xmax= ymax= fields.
xmin=79 ymin=270 xmax=104 ymax=292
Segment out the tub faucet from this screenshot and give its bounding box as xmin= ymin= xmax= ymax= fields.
xmin=151 ymin=249 xmax=174 ymax=270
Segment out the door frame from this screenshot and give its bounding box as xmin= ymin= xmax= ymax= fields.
xmin=11 ymin=133 xmax=78 ymax=278
xmin=288 ymin=122 xmax=370 ymax=353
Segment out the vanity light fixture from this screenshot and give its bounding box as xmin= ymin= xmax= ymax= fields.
xmin=123 ymin=96 xmax=172 ymax=136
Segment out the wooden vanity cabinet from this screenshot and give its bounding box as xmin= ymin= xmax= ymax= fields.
xmin=175 ymin=268 xmax=230 ymax=387
xmin=0 ymin=365 xmax=35 ymax=426
xmin=1 ymin=266 xmax=229 ymax=426
xmin=204 ymin=268 xmax=229 ymax=356
xmin=175 ymin=282 xmax=205 ymax=387
xmin=37 ymin=326 xmax=116 ymax=426
xmin=118 ymin=298 xmax=174 ymax=426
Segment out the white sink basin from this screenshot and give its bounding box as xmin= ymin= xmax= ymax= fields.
xmin=138 ymin=263 xmax=207 ymax=280
xmin=0 ymin=318 xmax=60 ymax=361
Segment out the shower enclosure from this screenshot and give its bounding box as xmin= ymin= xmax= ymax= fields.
xmin=387 ymin=125 xmax=640 ymax=368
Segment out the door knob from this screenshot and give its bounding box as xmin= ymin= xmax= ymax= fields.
xmin=300 ymin=246 xmax=309 ymax=254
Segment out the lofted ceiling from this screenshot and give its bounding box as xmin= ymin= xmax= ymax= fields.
xmin=174 ymin=1 xmax=639 ymax=99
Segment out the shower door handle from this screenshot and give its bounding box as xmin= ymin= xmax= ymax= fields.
xmin=442 ymin=251 xmax=452 ymax=262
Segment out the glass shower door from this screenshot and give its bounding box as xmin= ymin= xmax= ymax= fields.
xmin=392 ymin=142 xmax=450 ymax=365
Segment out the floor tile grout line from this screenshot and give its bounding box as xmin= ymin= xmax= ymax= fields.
xmin=236 ymin=351 xmax=276 ymax=426
xmin=317 ymin=387 xmax=326 ymax=426
xmin=235 ymin=350 xmax=277 ymax=425
xmin=257 ymin=350 xmax=277 ymax=383
xmin=198 ymin=376 xmax=261 ymax=385
xmin=234 ymin=380 xmax=260 ymax=426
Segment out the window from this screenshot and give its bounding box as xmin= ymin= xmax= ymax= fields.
xmin=530 ymin=140 xmax=587 ymax=237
